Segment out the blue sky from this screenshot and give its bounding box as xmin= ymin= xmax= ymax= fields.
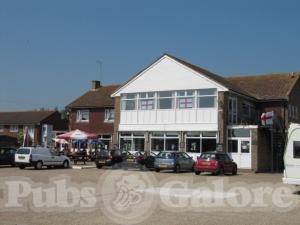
xmin=1 ymin=0 xmax=300 ymax=111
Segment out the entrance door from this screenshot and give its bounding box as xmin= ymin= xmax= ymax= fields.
xmin=228 ymin=139 xmax=251 ymax=169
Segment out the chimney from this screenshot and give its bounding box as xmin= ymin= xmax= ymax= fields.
xmin=91 ymin=80 xmax=101 ymax=90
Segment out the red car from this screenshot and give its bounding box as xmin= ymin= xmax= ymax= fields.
xmin=194 ymin=152 xmax=237 ymax=175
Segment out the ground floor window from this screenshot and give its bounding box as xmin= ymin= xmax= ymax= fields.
xmin=99 ymin=135 xmax=112 ymax=149
xmin=119 ymin=132 xmax=145 ymax=151
xmin=186 ymin=132 xmax=217 ymax=153
xmin=151 ymin=132 xmax=179 ymax=151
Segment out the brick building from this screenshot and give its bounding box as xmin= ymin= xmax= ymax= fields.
xmin=0 ymin=111 xmax=68 ymax=147
xmin=66 ymin=81 xmax=120 ymax=149
xmin=111 ymin=54 xmax=300 ymax=172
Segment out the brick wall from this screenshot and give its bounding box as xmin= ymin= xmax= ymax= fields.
xmin=288 ymin=77 xmax=300 ymax=124
xmin=218 ymin=91 xmax=228 ymax=152
xmin=69 ymin=108 xmax=114 ymax=135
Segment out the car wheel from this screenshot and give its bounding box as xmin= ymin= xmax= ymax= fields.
xmin=11 ymin=163 xmax=16 ymax=167
xmin=96 ymin=165 xmax=102 ymax=169
xmin=19 ymin=166 xmax=25 ymax=169
xmin=217 ymin=167 xmax=224 ymax=175
xmin=232 ymin=166 xmax=237 ymax=175
xmin=155 ymin=168 xmax=160 ymax=172
xmin=63 ymin=160 xmax=69 ymax=169
xmin=175 ymin=165 xmax=180 ymax=173
xmin=35 ymin=161 xmax=43 ymax=170
xmin=195 ymin=171 xmax=201 ymax=175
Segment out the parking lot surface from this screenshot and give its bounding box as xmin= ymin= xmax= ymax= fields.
xmin=0 ymin=166 xmax=299 ymax=225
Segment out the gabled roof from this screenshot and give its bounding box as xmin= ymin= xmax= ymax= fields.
xmin=226 ymin=73 xmax=300 ymax=100
xmin=0 ymin=111 xmax=57 ymax=125
xmin=111 ymin=53 xmax=255 ymax=99
xmin=67 ymin=85 xmax=120 ymax=109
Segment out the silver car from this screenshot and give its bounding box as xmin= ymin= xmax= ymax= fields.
xmin=154 ymin=151 xmax=195 ymax=173
xmin=15 ymin=147 xmax=71 ymax=170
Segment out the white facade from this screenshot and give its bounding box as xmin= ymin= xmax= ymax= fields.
xmin=113 ymin=55 xmax=227 ymax=133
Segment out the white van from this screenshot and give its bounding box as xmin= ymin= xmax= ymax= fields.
xmin=15 ymin=147 xmax=71 ymax=170
xmin=283 ymin=123 xmax=300 ymax=185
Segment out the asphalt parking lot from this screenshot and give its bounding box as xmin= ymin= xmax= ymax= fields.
xmin=0 ymin=166 xmax=299 ymax=225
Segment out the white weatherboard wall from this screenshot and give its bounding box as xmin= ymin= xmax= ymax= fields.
xmin=114 ymin=55 xmax=228 ymax=131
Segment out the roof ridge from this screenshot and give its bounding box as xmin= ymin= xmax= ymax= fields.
xmin=226 ymin=72 xmax=300 ymax=79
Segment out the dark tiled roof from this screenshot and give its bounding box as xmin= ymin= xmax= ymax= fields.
xmin=67 ymin=85 xmax=120 ymax=108
xmin=0 ymin=111 xmax=56 ymax=125
xmin=226 ymin=73 xmax=300 ymax=100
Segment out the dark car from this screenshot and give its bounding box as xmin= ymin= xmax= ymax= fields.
xmin=95 ymin=149 xmax=124 ymax=169
xmin=154 ymin=151 xmax=195 ymax=173
xmin=123 ymin=151 xmax=157 ymax=170
xmin=194 ymin=152 xmax=237 ymax=175
xmin=0 ymin=147 xmax=17 ymax=166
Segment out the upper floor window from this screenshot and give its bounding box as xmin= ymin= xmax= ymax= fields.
xmin=0 ymin=125 xmax=4 ymax=132
xmin=242 ymin=102 xmax=252 ymax=117
xmin=177 ymin=90 xmax=195 ymax=109
xmin=197 ymin=88 xmax=217 ymax=108
xmin=228 ymin=97 xmax=238 ymax=124
xmin=289 ymin=104 xmax=298 ymax=121
xmin=10 ymin=125 xmax=18 ymax=132
xmin=76 ymin=110 xmax=89 ymax=123
xmin=139 ymin=92 xmax=155 ymax=110
xmin=104 ymin=109 xmax=115 ymax=122
xmin=157 ymin=91 xmax=174 ymax=109
xmin=121 ymin=94 xmax=136 ymax=110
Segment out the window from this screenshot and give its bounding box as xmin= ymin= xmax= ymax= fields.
xmin=104 ymin=109 xmax=114 ymax=122
xmin=186 ymin=132 xmax=217 ymax=153
xmin=228 ymin=97 xmax=237 ymax=124
xmin=10 ymin=125 xmax=18 ymax=132
xmin=293 ymin=141 xmax=300 ymax=158
xmin=242 ymin=102 xmax=251 ymax=117
xmin=23 ymin=125 xmax=35 ymax=138
xmin=139 ymin=92 xmax=155 ymax=110
xmin=151 ymin=132 xmax=179 ymax=151
xmin=119 ymin=132 xmax=145 ymax=151
xmin=228 ymin=129 xmax=250 ymax=138
xmin=228 ymin=140 xmax=238 ymax=153
xmin=157 ymin=91 xmax=174 ymax=109
xmin=121 ymin=94 xmax=137 ymax=110
xmin=289 ymin=104 xmax=299 ymax=121
xmin=177 ymin=90 xmax=195 ymax=109
xmin=76 ymin=110 xmax=89 ymax=122
xmin=197 ymin=88 xmax=217 ymax=108
xmin=0 ymin=125 xmax=4 ymax=132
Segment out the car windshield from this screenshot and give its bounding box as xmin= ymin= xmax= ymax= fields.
xmin=17 ymin=148 xmax=30 ymax=154
xmin=200 ymin=153 xmax=216 ymax=160
xmin=98 ymin=150 xmax=110 ymax=157
xmin=157 ymin=152 xmax=174 ymax=159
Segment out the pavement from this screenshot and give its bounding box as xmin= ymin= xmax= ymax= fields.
xmin=0 ymin=165 xmax=299 ymax=225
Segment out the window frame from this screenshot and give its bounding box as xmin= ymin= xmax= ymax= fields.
xmin=197 ymin=88 xmax=217 ymax=108
xmin=138 ymin=92 xmax=155 ymax=110
xmin=9 ymin=125 xmax=18 ymax=132
xmin=157 ymin=91 xmax=175 ymax=109
xmin=176 ymin=90 xmax=195 ymax=109
xmin=104 ymin=109 xmax=115 ymax=122
xmin=121 ymin=93 xmax=137 ymax=111
xmin=76 ymin=110 xmax=90 ymax=123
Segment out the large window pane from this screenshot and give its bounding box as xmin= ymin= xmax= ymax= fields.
xmin=122 ymin=100 xmax=136 ymax=110
xmin=177 ymin=97 xmax=194 ymax=109
xmin=241 ymin=141 xmax=250 ymax=153
xmin=158 ymin=98 xmax=173 ymax=109
xmin=186 ymin=139 xmax=200 ymax=153
xmin=120 ymin=139 xmax=132 ymax=151
xmin=228 ymin=140 xmax=238 ymax=153
xmin=202 ymin=139 xmax=216 ymax=152
xmin=165 ymin=139 xmax=179 ymax=151
xmin=151 ymin=138 xmax=164 ymax=151
xmin=198 ymin=96 xmax=216 ymax=108
xmin=133 ymin=138 xmax=145 ymax=151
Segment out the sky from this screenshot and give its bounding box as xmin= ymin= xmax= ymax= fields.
xmin=1 ymin=0 xmax=300 ymax=111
